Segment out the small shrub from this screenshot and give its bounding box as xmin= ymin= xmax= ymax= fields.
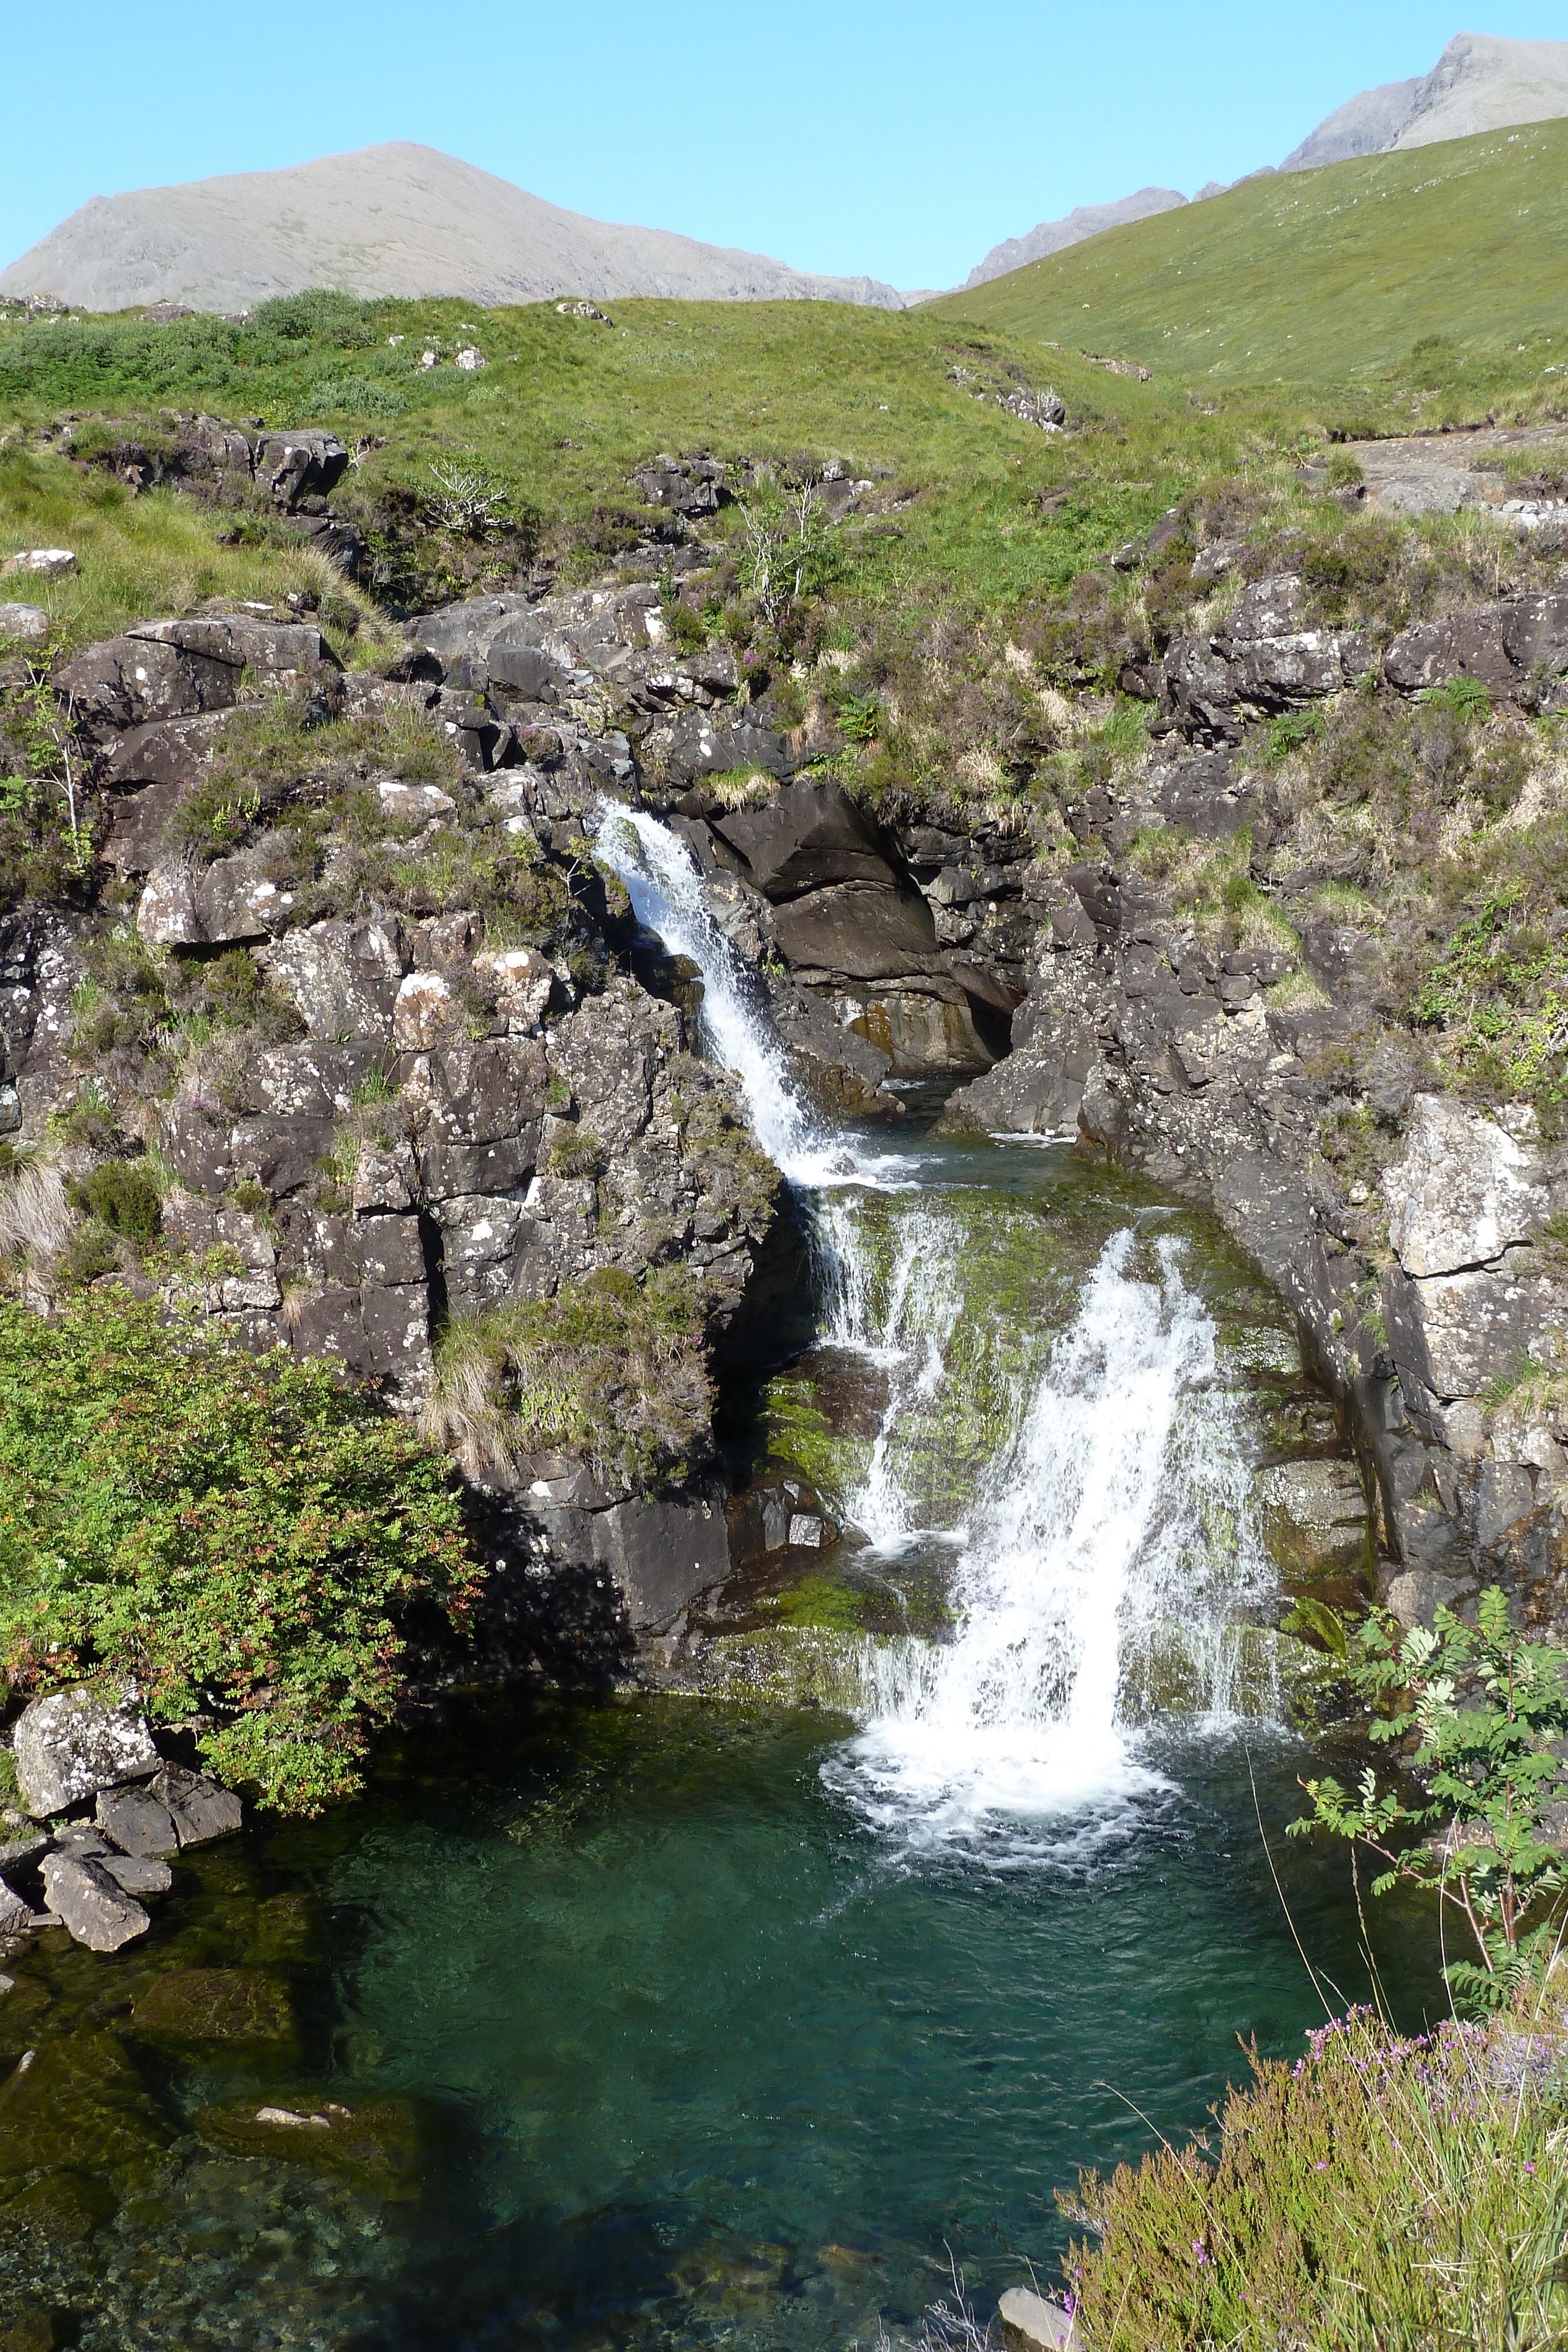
xmin=66 ymin=1161 xmax=161 ymax=1242
xmin=0 ymin=1291 xmax=479 ymax=1813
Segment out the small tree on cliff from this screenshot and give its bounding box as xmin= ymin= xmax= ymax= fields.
xmin=1290 ymin=1588 xmax=1568 ymax=2007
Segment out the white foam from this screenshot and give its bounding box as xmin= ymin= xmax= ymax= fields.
xmin=833 ymin=1229 xmax=1271 ymax=1850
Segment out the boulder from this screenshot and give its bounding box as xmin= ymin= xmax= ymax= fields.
xmin=1226 ymin=574 xmax=1305 ymax=642
xmin=0 ymin=604 xmax=48 ymax=644
xmin=252 ymin=430 xmax=348 ymax=509
xmin=472 ymin=946 xmax=555 ymax=1034
xmin=148 ymin=1763 xmax=243 ymax=1847
xmin=997 ymin=2287 xmax=1073 ymax=2348
xmin=103 ymin=1855 xmax=173 ymax=1897
xmin=102 ymin=708 xmax=238 ymax=791
xmin=1503 ymin=592 xmax=1568 ymax=681
xmin=0 ymin=549 xmax=75 ymax=580
xmin=1383 ymin=1096 xmax=1547 ymax=1275
xmin=54 ymin=633 xmax=236 ymax=734
xmin=1233 ymin=629 xmax=1347 ymax=704
xmin=771 ymin=882 xmax=939 ymax=979
xmin=128 ymin=615 xmax=337 ymax=691
xmin=268 ymin=916 xmax=408 ymax=1043
xmin=403 ymin=592 xmax=536 ymax=679
xmin=13 ymin=1685 xmax=159 ymax=1816
xmin=711 ymin=781 xmax=897 ymax=898
xmin=0 ymin=2030 xmax=172 ymax=2177
xmin=591 ymin=1496 xmax=731 ymax=1630
xmin=132 ymin=1966 xmax=295 ymax=2049
xmin=393 ymin=971 xmax=470 ymax=1052
xmin=1383 ymin=610 xmax=1517 ymax=696
xmin=95 ymin=1783 xmax=180 ymax=1857
xmin=667 ymin=714 xmax=794 ymax=787
xmin=1384 ymin=1568 xmax=1471 ymax=1631
xmin=39 ymin=1853 xmax=150 ymax=1952
xmin=1382 ymin=1252 xmax=1557 ymax=1401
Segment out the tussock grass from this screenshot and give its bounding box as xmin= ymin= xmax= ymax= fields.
xmin=420 ymin=1265 xmax=713 ymax=1490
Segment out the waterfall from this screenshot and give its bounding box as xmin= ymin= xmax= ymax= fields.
xmin=591 ymin=803 xmax=907 ymax=1191
xmin=834 ymin=1227 xmax=1269 ymax=1846
xmin=593 ymin=801 xmax=1273 ymax=1852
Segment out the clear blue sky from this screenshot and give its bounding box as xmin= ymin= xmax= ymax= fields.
xmin=5 ymin=5 xmax=1567 ymax=290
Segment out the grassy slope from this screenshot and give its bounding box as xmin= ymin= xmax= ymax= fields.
xmin=936 ymin=119 xmax=1568 ymax=387
xmin=2 ymin=285 xmax=1556 ymax=664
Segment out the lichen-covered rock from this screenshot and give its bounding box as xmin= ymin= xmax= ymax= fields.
xmin=13 ymin=1686 xmax=159 ymax=1816
xmin=39 ymin=1855 xmax=150 ymax=1951
xmin=1383 ymin=1097 xmax=1551 ymax=1276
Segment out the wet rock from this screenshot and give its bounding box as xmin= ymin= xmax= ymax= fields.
xmin=196 ymin=2093 xmax=422 ymax=2197
xmin=13 ymin=1686 xmax=159 ymax=1816
xmin=0 ymin=2031 xmax=172 ymax=2177
xmin=998 ymin=2287 xmax=1074 ymax=2348
xmin=102 ymin=1855 xmax=173 ymax=1897
xmin=147 ymin=1764 xmax=243 ymax=1847
xmin=131 ymin=1967 xmax=296 ymax=2050
xmin=592 ymin=1496 xmax=731 ymax=1631
xmin=39 ymin=1855 xmax=150 ymax=1952
xmin=2 ymin=2308 xmax=68 ymax=2351
xmin=1383 ymin=1095 xmax=1549 ymax=1275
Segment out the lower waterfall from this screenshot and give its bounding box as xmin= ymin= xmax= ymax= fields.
xmin=593 ymin=803 xmax=1274 ymax=1849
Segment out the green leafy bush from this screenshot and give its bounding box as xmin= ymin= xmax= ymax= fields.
xmin=1291 ymin=1588 xmax=1568 ymax=2006
xmin=66 ymin=1161 xmax=161 ymax=1241
xmin=0 ymin=1292 xmax=480 ymax=1812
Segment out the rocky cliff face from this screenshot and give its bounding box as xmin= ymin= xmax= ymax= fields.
xmin=0 ymin=559 xmax=790 ymax=1668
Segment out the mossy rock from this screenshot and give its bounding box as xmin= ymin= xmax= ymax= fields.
xmin=0 ymin=2031 xmax=170 ymax=2180
xmin=129 ymin=1967 xmax=297 ymax=2054
xmin=195 ymin=2094 xmax=422 ymax=2199
xmin=245 ymin=1893 xmax=322 ymax=1964
xmin=0 ymin=2313 xmax=68 ymax=2352
xmin=1 ymin=2167 xmax=115 ymax=2249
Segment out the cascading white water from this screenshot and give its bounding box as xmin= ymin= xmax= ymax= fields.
xmin=837 ymin=1227 xmax=1269 ymax=1843
xmin=593 ymin=800 xmax=1275 ymax=1847
xmin=592 ymin=803 xmax=908 ymax=1191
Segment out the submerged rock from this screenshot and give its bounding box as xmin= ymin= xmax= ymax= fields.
xmin=131 ymin=1966 xmax=297 ymax=2052
xmin=196 ymin=2093 xmax=422 ymax=2196
xmin=0 ymin=2031 xmax=172 ymax=2179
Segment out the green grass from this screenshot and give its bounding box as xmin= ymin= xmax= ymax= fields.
xmin=939 ymin=119 xmax=1568 ymax=390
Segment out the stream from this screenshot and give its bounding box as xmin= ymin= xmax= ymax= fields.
xmin=0 ymin=812 xmax=1445 ymax=2350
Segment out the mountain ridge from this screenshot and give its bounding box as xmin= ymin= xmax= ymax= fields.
xmin=0 ymin=141 xmax=908 ymax=315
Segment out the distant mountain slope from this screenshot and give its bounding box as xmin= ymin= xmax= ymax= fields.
xmin=963 ymin=189 xmax=1188 ymax=291
xmin=939 ymin=117 xmax=1568 ymax=385
xmin=0 ymin=142 xmax=905 ymax=314
xmin=1283 ymin=33 xmax=1568 ymax=169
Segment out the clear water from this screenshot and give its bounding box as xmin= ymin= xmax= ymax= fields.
xmin=262 ymin=1698 xmax=1438 ymax=2348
